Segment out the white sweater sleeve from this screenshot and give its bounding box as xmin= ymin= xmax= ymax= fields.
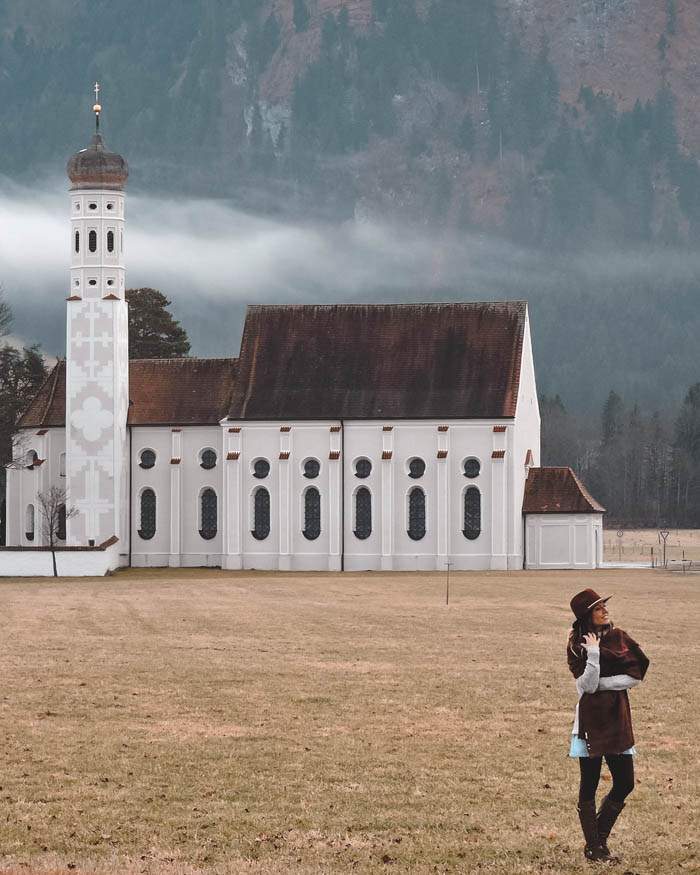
xmin=575 ymin=646 xmax=600 ymax=696
xmin=597 ymin=674 xmax=641 ymax=691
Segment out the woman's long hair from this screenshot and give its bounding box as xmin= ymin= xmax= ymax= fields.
xmin=567 ymin=613 xmax=614 ymax=659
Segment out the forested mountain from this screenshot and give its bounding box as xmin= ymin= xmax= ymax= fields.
xmin=0 ymin=0 xmax=698 ymax=412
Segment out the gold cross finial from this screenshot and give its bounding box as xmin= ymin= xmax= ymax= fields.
xmin=92 ymin=82 xmax=102 ymax=133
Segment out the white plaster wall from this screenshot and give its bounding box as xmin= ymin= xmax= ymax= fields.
xmin=0 ymin=543 xmax=120 ymax=577
xmin=343 ymin=421 xmax=503 ymax=571
xmin=130 ymin=427 xmax=172 ymax=566
xmin=512 ymin=309 xmax=541 ymax=569
xmin=525 ymin=514 xmax=604 ymax=569
xmin=5 ymin=428 xmax=68 ymax=547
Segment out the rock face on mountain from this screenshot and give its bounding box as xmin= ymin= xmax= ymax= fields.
xmin=0 ymin=0 xmax=698 ymax=242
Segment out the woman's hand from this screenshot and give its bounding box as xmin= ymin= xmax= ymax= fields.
xmin=582 ymin=632 xmax=599 ymax=649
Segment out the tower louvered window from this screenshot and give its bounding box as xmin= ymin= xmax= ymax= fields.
xmin=303 ymin=488 xmax=321 ymax=540
xmin=139 ymin=489 xmax=156 ymax=540
xmin=74 ymin=231 xmax=80 ymax=253
xmin=200 ymin=488 xmax=217 ymax=540
xmin=408 ymin=488 xmax=426 ymax=541
xmin=57 ymin=504 xmax=67 ymax=541
xmin=463 ymin=487 xmax=481 ymax=540
xmin=88 ymin=230 xmax=97 ymax=252
xmin=253 ymin=487 xmax=270 ymax=541
xmin=107 ymin=230 xmax=115 ymax=252
xmin=354 ymin=487 xmax=372 ymax=540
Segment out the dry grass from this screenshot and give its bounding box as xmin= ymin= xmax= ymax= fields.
xmin=0 ymin=568 xmax=697 ymax=874
xmin=603 ymin=528 xmax=700 ymax=564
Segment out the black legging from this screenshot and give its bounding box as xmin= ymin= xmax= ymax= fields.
xmin=579 ymin=754 xmax=635 ymax=804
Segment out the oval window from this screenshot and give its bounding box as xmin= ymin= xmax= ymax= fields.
xmin=200 ymin=449 xmax=217 ymax=470
xmin=408 ymin=457 xmax=426 ymax=479
xmin=303 ymin=458 xmax=320 ymax=479
xmin=139 ymin=449 xmax=156 ymax=469
xmin=355 ymin=458 xmax=372 ymax=479
xmin=253 ymin=459 xmax=270 ymax=479
xmin=464 ymin=458 xmax=481 ymax=478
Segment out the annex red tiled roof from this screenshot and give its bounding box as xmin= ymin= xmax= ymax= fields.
xmin=18 ymin=358 xmax=238 ymax=428
xmin=227 ymin=302 xmax=527 ymax=420
xmin=523 ymin=467 xmax=606 ymax=514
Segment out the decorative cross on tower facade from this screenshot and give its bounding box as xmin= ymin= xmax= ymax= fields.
xmin=65 ymin=87 xmax=130 ymax=549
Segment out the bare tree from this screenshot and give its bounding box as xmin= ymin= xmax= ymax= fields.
xmin=37 ymin=486 xmax=77 ymax=577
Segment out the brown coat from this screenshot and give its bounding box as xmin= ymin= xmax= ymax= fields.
xmin=568 ymin=627 xmax=650 ymax=757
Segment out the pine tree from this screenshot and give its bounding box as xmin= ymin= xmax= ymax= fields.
xmin=126 ymin=288 xmax=191 ymax=359
xmin=293 ymin=0 xmax=311 ymax=33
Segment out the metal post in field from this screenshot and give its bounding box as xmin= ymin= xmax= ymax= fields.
xmin=445 ymin=561 xmax=453 ymax=606
xmin=617 ymin=530 xmax=624 ymax=563
xmin=660 ymin=529 xmax=670 ymax=568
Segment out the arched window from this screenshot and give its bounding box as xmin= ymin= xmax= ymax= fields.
xmin=200 ymin=489 xmax=217 ymax=540
xmin=252 ymin=487 xmax=270 ymax=540
xmin=408 ymin=457 xmax=426 ymax=479
xmin=107 ymin=230 xmax=115 ymax=253
xmin=354 ymin=487 xmax=372 ymax=540
xmin=88 ymin=230 xmax=97 ymax=252
xmin=25 ymin=504 xmax=35 ymax=542
xmin=303 ymin=458 xmax=320 ymax=479
xmin=57 ymin=504 xmax=67 ymax=541
xmin=463 ymin=487 xmax=481 ymax=540
xmin=139 ymin=449 xmax=156 ymax=469
xmin=355 ymin=458 xmax=372 ymax=479
xmin=74 ymin=231 xmax=80 ymax=253
xmin=200 ymin=448 xmax=217 ymax=470
xmin=303 ymin=487 xmax=321 ymax=540
xmin=407 ymin=487 xmax=426 ymax=541
xmin=253 ymin=458 xmax=270 ymax=479
xmin=139 ymin=489 xmax=156 ymax=540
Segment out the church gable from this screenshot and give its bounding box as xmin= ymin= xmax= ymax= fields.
xmin=228 ymin=302 xmax=527 ymax=421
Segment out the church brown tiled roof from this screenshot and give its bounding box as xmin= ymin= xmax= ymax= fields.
xmin=523 ymin=467 xmax=606 ymax=514
xmin=227 ymin=302 xmax=527 ymax=420
xmin=17 ymin=358 xmax=238 ymax=428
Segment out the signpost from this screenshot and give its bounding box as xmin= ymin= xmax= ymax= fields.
xmin=616 ymin=530 xmax=624 ymax=562
xmin=445 ymin=561 xmax=453 ymax=605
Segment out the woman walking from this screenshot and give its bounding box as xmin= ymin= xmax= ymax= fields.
xmin=567 ymin=588 xmax=649 ymax=863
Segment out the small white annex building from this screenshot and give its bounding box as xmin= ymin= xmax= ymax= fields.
xmin=1 ymin=102 xmax=606 ymax=575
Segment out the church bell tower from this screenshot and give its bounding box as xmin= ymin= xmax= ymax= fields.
xmin=65 ymin=85 xmax=129 ymax=548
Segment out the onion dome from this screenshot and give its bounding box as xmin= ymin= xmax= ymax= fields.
xmin=66 ymin=84 xmax=128 ymax=190
xmin=67 ymin=132 xmax=129 ymax=191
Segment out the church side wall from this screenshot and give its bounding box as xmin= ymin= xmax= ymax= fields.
xmin=344 ymin=420 xmax=507 ymax=572
xmin=129 ymin=419 xmax=519 ymax=572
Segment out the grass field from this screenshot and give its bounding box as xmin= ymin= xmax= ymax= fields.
xmin=603 ymin=528 xmax=700 ymax=564
xmin=0 ymin=568 xmax=697 ymax=874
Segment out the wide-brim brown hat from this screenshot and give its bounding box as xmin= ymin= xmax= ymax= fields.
xmin=570 ymin=588 xmax=611 ymax=621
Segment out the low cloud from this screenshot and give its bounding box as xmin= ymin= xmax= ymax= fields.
xmin=1 ymin=179 xmax=699 ymax=412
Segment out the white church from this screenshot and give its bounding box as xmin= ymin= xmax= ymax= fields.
xmin=1 ymin=99 xmax=606 ymax=576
